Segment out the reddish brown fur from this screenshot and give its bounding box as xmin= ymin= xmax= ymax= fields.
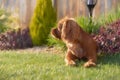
xmin=51 ymin=17 xmax=98 ymax=67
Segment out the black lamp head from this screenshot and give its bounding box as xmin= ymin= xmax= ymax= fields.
xmin=85 ymin=0 xmax=97 ymax=22
xmin=86 ymin=0 xmax=97 ymax=5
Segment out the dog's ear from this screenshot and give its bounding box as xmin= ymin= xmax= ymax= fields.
xmin=61 ymin=19 xmax=80 ymax=41
xmin=61 ymin=20 xmax=72 ymax=40
xmin=51 ymin=28 xmax=61 ymax=39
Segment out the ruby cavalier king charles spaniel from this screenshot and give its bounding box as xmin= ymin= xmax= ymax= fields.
xmin=51 ymin=17 xmax=98 ymax=67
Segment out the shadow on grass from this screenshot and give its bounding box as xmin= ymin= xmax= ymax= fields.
xmin=74 ymin=53 xmax=120 ymax=68
xmin=98 ymin=53 xmax=120 ymax=66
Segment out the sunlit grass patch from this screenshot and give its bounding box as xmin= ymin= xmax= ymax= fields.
xmin=0 ymin=50 xmax=120 ymax=80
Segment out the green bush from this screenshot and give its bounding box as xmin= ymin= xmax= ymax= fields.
xmin=30 ymin=0 xmax=56 ymax=46
xmin=76 ymin=17 xmax=100 ymax=34
xmin=47 ymin=35 xmax=66 ymax=50
xmin=76 ymin=7 xmax=120 ymax=34
xmin=0 ymin=9 xmax=10 ymax=33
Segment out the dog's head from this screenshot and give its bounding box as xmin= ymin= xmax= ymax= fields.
xmin=51 ymin=17 xmax=81 ymax=42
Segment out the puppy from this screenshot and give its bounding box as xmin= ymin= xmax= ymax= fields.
xmin=51 ymin=17 xmax=98 ymax=67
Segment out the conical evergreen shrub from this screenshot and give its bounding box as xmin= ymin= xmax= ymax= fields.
xmin=29 ymin=0 xmax=56 ymax=46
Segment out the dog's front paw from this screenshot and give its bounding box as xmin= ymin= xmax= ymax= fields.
xmin=65 ymin=60 xmax=76 ymax=66
xmin=84 ymin=61 xmax=96 ymax=68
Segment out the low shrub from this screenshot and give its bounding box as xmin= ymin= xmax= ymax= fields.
xmin=92 ymin=7 xmax=120 ymax=54
xmin=47 ymin=35 xmax=66 ymax=50
xmin=0 ymin=27 xmax=33 ymax=50
xmin=93 ymin=20 xmax=120 ymax=54
xmin=76 ymin=17 xmax=100 ymax=34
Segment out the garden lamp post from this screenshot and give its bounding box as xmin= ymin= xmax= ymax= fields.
xmin=86 ymin=0 xmax=97 ymax=23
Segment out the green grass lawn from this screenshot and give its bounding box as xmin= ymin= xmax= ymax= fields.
xmin=0 ymin=50 xmax=120 ymax=80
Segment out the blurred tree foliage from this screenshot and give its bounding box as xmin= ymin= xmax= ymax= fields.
xmin=29 ymin=0 xmax=56 ymax=46
xmin=0 ymin=9 xmax=10 ymax=33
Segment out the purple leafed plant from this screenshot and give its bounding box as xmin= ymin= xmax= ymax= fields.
xmin=93 ymin=20 xmax=120 ymax=54
xmin=0 ymin=27 xmax=33 ymax=50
